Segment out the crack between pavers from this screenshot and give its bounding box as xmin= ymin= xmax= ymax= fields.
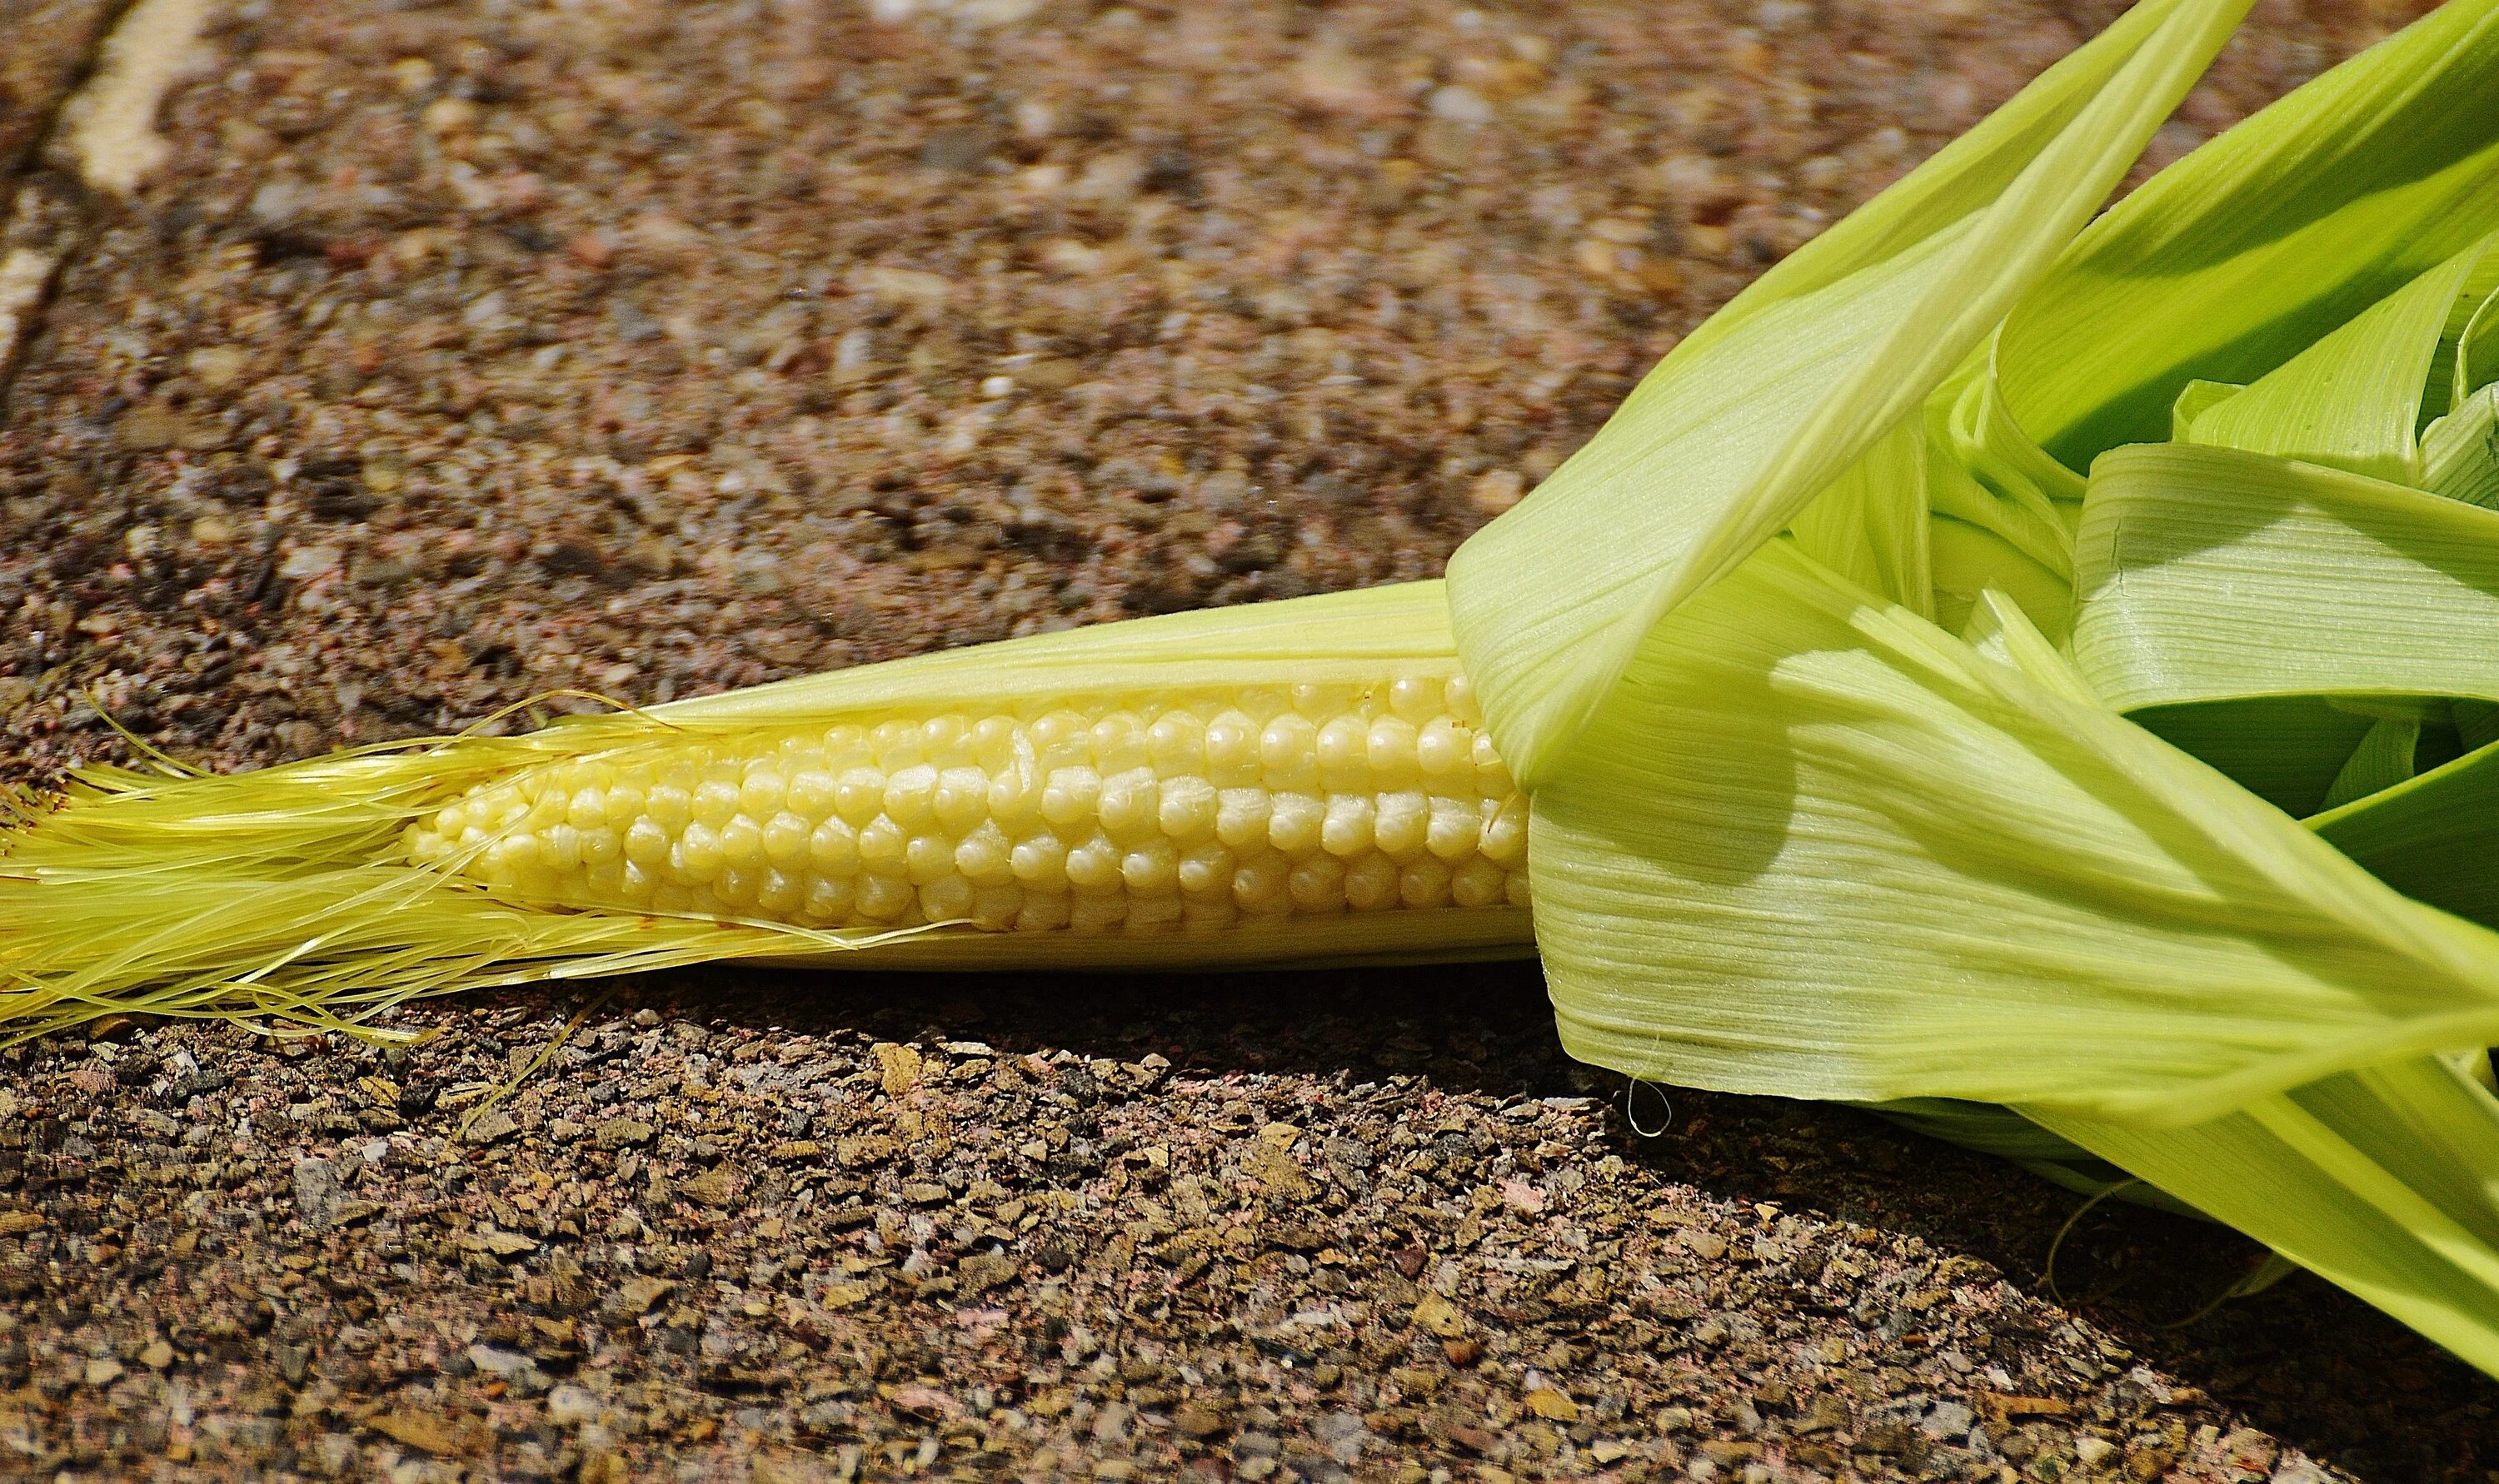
xmin=0 ymin=0 xmax=205 ymax=423
xmin=0 ymin=2 xmax=136 ymax=190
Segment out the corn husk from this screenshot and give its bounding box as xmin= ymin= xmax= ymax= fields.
xmin=1440 ymin=0 xmax=2499 ymax=1377
xmin=1444 ymin=0 xmax=2255 ymax=787
xmin=1524 ymin=551 xmax=2499 ymax=1124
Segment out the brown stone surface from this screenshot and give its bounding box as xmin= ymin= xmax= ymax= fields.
xmin=0 ymin=0 xmax=2483 ymax=1480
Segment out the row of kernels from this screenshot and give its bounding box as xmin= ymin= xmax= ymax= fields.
xmin=451 ymin=835 xmax=1526 ymax=930
xmin=716 ymin=680 xmax=1482 ymax=774
xmin=485 ymin=742 xmax=1512 ymax=850
xmin=416 ymin=784 xmax=1530 ymax=890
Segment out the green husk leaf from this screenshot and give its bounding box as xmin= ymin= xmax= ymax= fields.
xmin=2427 ymin=247 xmax=2499 ymax=422
xmin=2171 ymin=379 xmax=2244 ymax=437
xmin=653 ymin=577 xmax=1471 ymax=721
xmin=1928 ymin=515 xmax=2075 ymax=641
xmin=1928 ymin=361 xmax=2084 ymax=591
xmin=2128 ymin=697 xmax=2376 ymax=818
xmin=2074 ymin=443 xmax=2499 ymax=713
xmin=1444 ymin=0 xmax=2251 ymax=786
xmin=2184 ymin=237 xmax=2499 ymax=484
xmin=2425 ymin=382 xmax=2499 ymax=508
xmin=1993 ymin=0 xmax=2499 ymax=470
xmin=1936 ymin=351 xmax=2091 ymax=549
xmin=1787 ymin=416 xmax=1933 ymax=618
xmin=2459 ymin=699 xmax=2499 ymax=754
xmin=1958 ymin=585 xmax=2089 ymax=697
xmin=2033 ymin=1058 xmax=2499 ymax=1378
xmin=1869 ymin=1098 xmax=2197 ymax=1213
xmin=2320 ymin=715 xmax=2422 ymax=812
xmin=1527 ymin=541 xmax=2499 ymax=1125
xmin=2312 ymin=736 xmax=2499 ymax=929
xmin=2465 ymin=287 xmax=2499 ymax=403
xmin=1966 ymin=588 xmax=2499 ymax=1377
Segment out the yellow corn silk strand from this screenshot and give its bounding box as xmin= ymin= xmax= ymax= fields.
xmin=0 ymin=581 xmax=1534 ymax=1038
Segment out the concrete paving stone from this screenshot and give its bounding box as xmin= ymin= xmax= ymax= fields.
xmin=0 ymin=2 xmax=2476 ymax=1480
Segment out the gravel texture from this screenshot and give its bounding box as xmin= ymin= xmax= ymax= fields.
xmin=0 ymin=0 xmax=2488 ymax=1480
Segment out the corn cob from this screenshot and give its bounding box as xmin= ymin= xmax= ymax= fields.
xmin=0 ymin=580 xmax=1537 ymax=1036
xmin=402 ymin=676 xmax=1529 ymax=937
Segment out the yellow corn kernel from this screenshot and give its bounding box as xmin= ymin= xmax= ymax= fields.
xmin=739 ymin=770 xmax=786 ymax=818
xmin=808 ymin=816 xmax=860 ymax=875
xmin=1389 ymin=675 xmax=1441 ymax=722
xmin=1010 ymin=831 xmax=1070 ymax=887
xmin=955 ymin=821 xmax=1015 ymax=886
xmin=857 ymin=874 xmax=915 ymax=920
xmin=1320 ymin=794 xmax=1376 ymax=857
xmin=1158 ymin=776 xmax=1220 ymax=843
xmin=1287 ymin=854 xmax=1347 ymax=912
xmin=1316 ymin=715 xmax=1371 ymax=791
xmin=1374 ymin=790 xmax=1430 ymax=862
xmin=1260 ymin=714 xmax=1319 ymax=788
xmin=934 ymin=766 xmax=990 ymax=833
xmin=1070 ymin=892 xmax=1129 ymax=934
xmin=1426 ymin=795 xmax=1481 ymax=860
xmin=972 ymin=884 xmax=1023 ymax=929
xmin=720 ymin=815 xmax=765 ymax=870
xmin=1017 ymin=891 xmax=1072 ymax=931
xmin=1344 ymin=853 xmax=1400 ymax=911
xmin=833 ymin=768 xmax=885 ymax=825
xmin=988 ymin=763 xmax=1043 ymax=829
xmin=1097 ymin=768 xmax=1161 ymax=844
xmin=1205 ymin=710 xmax=1261 ymax=786
xmin=1400 ymin=856 xmax=1454 ymax=909
xmin=1215 ymin=788 xmax=1272 ymax=850
xmin=1268 ymin=792 xmax=1325 ymax=855
xmin=1040 ymin=765 xmax=1101 ymax=828
xmin=1121 ymin=839 xmax=1180 ymax=895
xmin=1177 ymin=843 xmax=1234 ymax=897
xmin=1366 ymin=715 xmax=1419 ymax=788
xmin=1147 ymin=710 xmax=1205 ymax=777
xmin=1065 ymin=832 xmax=1124 ymax=890
xmin=761 ymin=811 xmax=811 ymax=869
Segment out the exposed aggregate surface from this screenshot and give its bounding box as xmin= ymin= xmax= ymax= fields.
xmin=0 ymin=0 xmax=2487 ymax=1480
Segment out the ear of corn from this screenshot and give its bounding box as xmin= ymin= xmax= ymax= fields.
xmin=0 ymin=580 xmax=1531 ymax=1038
xmin=21 ymin=0 xmax=2499 ymax=1382
xmin=408 ymin=663 xmax=1529 ymax=939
